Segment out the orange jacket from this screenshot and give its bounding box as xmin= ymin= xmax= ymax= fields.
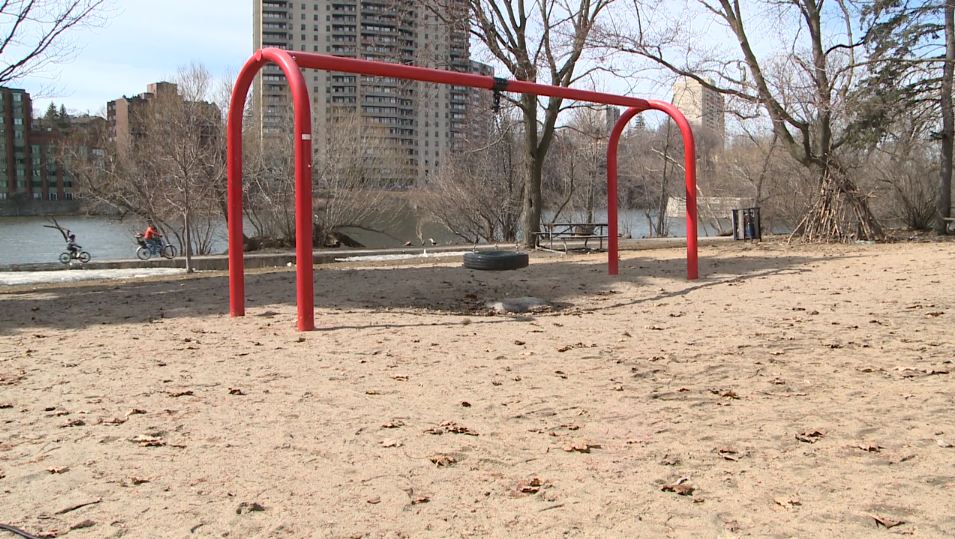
xmin=144 ymin=226 xmax=160 ymax=240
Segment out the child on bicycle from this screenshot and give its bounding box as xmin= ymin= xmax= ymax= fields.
xmin=66 ymin=234 xmax=81 ymax=256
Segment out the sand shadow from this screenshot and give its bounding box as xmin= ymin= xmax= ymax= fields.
xmin=0 ymin=250 xmax=844 ymax=334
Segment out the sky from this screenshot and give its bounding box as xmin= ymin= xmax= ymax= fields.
xmin=18 ymin=1 xmax=252 ymax=116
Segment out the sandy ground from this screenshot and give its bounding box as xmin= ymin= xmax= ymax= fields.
xmin=0 ymin=239 xmax=953 ymax=538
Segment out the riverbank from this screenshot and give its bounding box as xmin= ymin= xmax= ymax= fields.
xmin=1 ymin=239 xmax=953 ymax=537
xmin=0 ymin=236 xmax=722 ymax=276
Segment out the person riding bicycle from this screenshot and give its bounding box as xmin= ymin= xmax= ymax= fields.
xmin=66 ymin=234 xmax=81 ymax=256
xmin=143 ymin=224 xmax=162 ymax=255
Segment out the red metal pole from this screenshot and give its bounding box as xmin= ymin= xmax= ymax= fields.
xmin=227 ymin=49 xmax=315 ymax=330
xmin=606 ymin=107 xmax=645 ymax=276
xmin=227 ymin=52 xmax=266 ymax=318
xmin=647 ymin=100 xmax=699 ymax=280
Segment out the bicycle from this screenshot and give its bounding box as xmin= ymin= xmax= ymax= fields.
xmin=135 ymin=233 xmax=177 ymax=260
xmin=59 ymin=248 xmax=91 ymax=264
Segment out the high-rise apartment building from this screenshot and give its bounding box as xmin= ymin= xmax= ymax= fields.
xmin=671 ymin=76 xmax=725 ymax=141
xmin=252 ymin=0 xmax=473 ymax=185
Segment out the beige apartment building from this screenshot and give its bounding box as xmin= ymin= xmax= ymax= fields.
xmin=671 ymin=76 xmax=725 ymax=145
xmin=252 ymin=0 xmax=479 ymax=186
xmin=107 ymin=82 xmax=179 ymax=151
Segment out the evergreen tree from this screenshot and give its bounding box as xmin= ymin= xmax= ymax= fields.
xmin=44 ymin=102 xmax=57 ymax=123
xmin=861 ymin=0 xmax=955 ymax=233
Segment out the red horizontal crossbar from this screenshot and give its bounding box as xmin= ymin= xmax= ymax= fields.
xmin=288 ymin=51 xmax=653 ymax=111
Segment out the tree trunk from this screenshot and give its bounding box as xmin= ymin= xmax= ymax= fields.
xmin=656 ymin=122 xmax=673 ymax=237
xmin=937 ymin=0 xmax=955 ymax=234
xmin=184 ymin=183 xmax=194 ymax=273
xmin=520 ymin=94 xmax=543 ymax=248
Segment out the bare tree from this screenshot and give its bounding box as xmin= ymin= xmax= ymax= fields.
xmin=0 ymin=0 xmax=112 ymax=85
xmin=860 ymin=0 xmax=955 ymax=234
xmin=242 ymin=108 xmax=406 ymax=249
xmin=66 ymin=65 xmax=226 ymax=270
xmin=863 ymin=115 xmax=939 ymax=229
xmin=143 ymin=65 xmax=225 ymax=272
xmin=431 ymin=0 xmax=614 ymax=247
xmin=599 ymin=0 xmax=884 ymax=242
xmin=548 ymin=106 xmax=609 ymax=224
xmin=416 ymin=105 xmax=524 ymax=244
xmin=312 ymin=112 xmax=407 ymax=247
xmin=241 ymin=126 xmax=297 ymax=248
xmin=614 ymin=120 xmax=683 ymax=237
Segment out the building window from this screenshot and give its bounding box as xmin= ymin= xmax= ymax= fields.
xmin=65 ymin=192 xmax=73 ymax=200
xmin=49 ymin=192 xmax=57 ymax=201
xmin=33 ymin=192 xmax=42 ymax=199
xmin=12 ymin=93 xmax=21 ymax=102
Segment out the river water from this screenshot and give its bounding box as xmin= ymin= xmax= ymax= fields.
xmin=0 ymin=212 xmax=713 ymax=266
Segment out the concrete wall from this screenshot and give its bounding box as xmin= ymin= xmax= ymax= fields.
xmin=0 ymin=199 xmax=81 ymax=217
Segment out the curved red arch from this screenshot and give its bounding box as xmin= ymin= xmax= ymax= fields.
xmin=606 ymin=103 xmax=698 ymax=279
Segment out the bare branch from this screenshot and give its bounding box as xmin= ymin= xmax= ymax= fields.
xmin=0 ymin=0 xmax=113 ymax=85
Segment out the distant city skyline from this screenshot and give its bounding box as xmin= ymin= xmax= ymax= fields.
xmin=14 ymin=1 xmax=251 ymax=115
xmin=8 ymin=1 xmax=714 ymax=135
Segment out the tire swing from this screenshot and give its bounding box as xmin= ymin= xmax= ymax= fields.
xmin=463 ymin=251 xmax=529 ymax=271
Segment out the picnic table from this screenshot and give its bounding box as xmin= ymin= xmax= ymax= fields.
xmin=534 ymin=222 xmax=609 ymax=253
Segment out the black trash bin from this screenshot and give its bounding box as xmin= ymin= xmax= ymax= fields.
xmin=732 ymin=207 xmax=761 ymax=240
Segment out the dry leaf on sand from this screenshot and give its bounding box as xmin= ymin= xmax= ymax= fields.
xmin=871 ymin=515 xmax=905 ymax=529
xmin=236 ymin=502 xmax=265 ymax=514
xmin=662 ymin=482 xmax=695 ymax=496
xmin=795 ymin=430 xmax=826 ymax=443
xmin=563 ymin=439 xmax=600 ymax=453
xmin=516 ymin=478 xmax=544 ymax=494
xmin=430 ymin=455 xmax=457 ymax=467
xmin=424 ymin=421 xmax=478 ymax=436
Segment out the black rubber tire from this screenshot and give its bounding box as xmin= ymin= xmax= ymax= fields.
xmin=77 ymin=251 xmax=91 ymax=263
xmin=136 ymin=247 xmax=151 ymax=260
xmin=58 ymin=252 xmax=71 ymax=264
xmin=463 ymin=251 xmax=528 ymax=271
xmin=161 ymin=244 xmax=177 ymax=259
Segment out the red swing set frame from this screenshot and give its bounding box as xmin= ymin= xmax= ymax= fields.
xmin=227 ymin=48 xmax=699 ymax=331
